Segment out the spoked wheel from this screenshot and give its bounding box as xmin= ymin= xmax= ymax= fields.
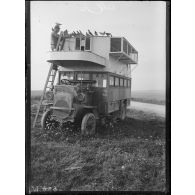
xmin=41 ymin=110 xmax=59 ymax=131
xmin=81 ymin=113 xmax=96 ymax=136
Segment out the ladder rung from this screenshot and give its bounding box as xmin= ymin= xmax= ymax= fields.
xmin=34 ymin=120 xmax=41 ymax=124
xmin=32 ymin=112 xmax=43 ymax=116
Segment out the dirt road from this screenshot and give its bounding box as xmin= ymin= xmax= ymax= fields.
xmin=128 ymin=101 xmax=165 ymax=117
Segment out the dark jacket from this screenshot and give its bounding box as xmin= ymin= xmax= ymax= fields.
xmin=51 ymin=31 xmax=59 ymax=46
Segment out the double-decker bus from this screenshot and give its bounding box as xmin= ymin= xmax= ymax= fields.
xmin=40 ymin=33 xmax=138 ymax=136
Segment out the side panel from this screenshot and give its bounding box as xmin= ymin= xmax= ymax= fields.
xmin=91 ymin=37 xmax=110 ymax=59
xmin=106 ymin=56 xmax=131 ymax=77
xmin=108 ymin=87 xmax=131 ymax=101
xmin=107 ymin=81 xmax=131 ymax=113
xmin=91 ymin=87 xmax=108 ymax=115
xmin=63 ymin=38 xmax=75 ymax=52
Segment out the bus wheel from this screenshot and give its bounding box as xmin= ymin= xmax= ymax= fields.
xmin=120 ymin=103 xmax=127 ymax=120
xmin=81 ymin=113 xmax=96 ymax=136
xmin=41 ymin=110 xmax=58 ymax=131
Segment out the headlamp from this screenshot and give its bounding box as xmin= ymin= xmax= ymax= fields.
xmin=45 ymin=91 xmax=54 ymax=100
xmin=77 ymin=93 xmax=85 ymax=102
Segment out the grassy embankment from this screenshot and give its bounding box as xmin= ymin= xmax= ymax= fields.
xmin=30 ymin=98 xmax=166 ymax=192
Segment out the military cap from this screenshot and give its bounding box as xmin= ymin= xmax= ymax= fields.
xmin=54 ymin=23 xmax=62 ymax=29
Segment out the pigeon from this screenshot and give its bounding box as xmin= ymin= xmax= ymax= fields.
xmin=64 ymin=29 xmax=68 ymax=36
xmin=79 ymin=30 xmax=84 ymax=36
xmin=88 ymin=30 xmax=93 ymax=36
xmin=76 ymin=31 xmax=80 ymax=36
xmin=94 ymin=31 xmax=98 ymax=36
xmin=74 ymin=31 xmax=80 ymax=36
xmin=106 ymin=33 xmax=112 ymax=37
xmin=81 ymin=31 xmax=86 ymax=38
xmin=99 ymin=31 xmax=106 ymax=36
xmin=72 ymin=31 xmax=76 ymax=36
xmin=86 ymin=32 xmax=90 ymax=36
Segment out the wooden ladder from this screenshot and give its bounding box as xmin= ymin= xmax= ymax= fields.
xmin=32 ymin=32 xmax=63 ymax=128
xmin=32 ymin=64 xmax=58 ymax=128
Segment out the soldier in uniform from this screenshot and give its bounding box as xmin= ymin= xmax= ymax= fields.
xmin=51 ymin=23 xmax=62 ymax=51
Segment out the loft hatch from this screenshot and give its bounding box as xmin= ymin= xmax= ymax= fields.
xmin=110 ymin=37 xmax=138 ymax=64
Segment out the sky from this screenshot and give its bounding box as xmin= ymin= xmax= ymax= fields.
xmin=31 ymin=1 xmax=166 ymax=91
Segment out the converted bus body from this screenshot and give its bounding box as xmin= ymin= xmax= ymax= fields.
xmin=42 ymin=35 xmax=138 ymax=135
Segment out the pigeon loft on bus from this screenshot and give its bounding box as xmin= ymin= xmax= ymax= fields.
xmin=33 ymin=28 xmax=138 ymax=136
xmin=48 ymin=36 xmax=138 ymax=75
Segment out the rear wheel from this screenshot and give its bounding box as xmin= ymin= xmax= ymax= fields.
xmin=120 ymin=102 xmax=127 ymax=120
xmin=81 ymin=113 xmax=96 ymax=136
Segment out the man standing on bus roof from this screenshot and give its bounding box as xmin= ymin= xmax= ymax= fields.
xmin=51 ymin=23 xmax=62 ymax=51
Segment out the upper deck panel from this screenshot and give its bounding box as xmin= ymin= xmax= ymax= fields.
xmin=47 ymin=51 xmax=107 ymax=67
xmin=48 ymin=35 xmax=138 ymax=66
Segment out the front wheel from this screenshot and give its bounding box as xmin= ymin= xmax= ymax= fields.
xmin=41 ymin=110 xmax=59 ymax=131
xmin=81 ymin=113 xmax=96 ymax=136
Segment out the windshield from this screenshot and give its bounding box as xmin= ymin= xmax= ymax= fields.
xmin=59 ymin=72 xmax=108 ymax=88
xmin=59 ymin=72 xmax=96 ymax=86
xmin=60 ymin=72 xmax=74 ymax=80
xmin=77 ymin=73 xmax=90 ymax=80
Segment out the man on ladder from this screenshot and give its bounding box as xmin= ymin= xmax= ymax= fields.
xmin=33 ymin=23 xmax=62 ymax=128
xmin=51 ymin=23 xmax=62 ymax=51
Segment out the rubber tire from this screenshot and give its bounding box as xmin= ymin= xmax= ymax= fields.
xmin=120 ymin=103 xmax=127 ymax=120
xmin=81 ymin=113 xmax=96 ymax=136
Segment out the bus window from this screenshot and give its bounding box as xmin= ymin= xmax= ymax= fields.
xmin=120 ymin=78 xmax=124 ymax=86
xmin=77 ymin=73 xmax=90 ymax=80
xmin=123 ymin=39 xmax=128 ymax=54
xmin=85 ymin=37 xmax=90 ymax=50
xmin=127 ymin=80 xmax=130 ymax=87
xmin=92 ymin=73 xmax=107 ymax=88
xmin=109 ymin=76 xmax=114 ymax=86
xmin=75 ymin=38 xmax=80 ymax=50
xmin=61 ymin=72 xmax=74 ymax=80
xmin=103 ymin=79 xmax=107 ymax=88
xmin=115 ymin=77 xmax=119 ymax=86
xmin=128 ymin=44 xmax=131 ymax=55
xmin=92 ymin=74 xmax=98 ymax=87
xmin=110 ymin=38 xmax=121 ymax=52
xmin=124 ymin=79 xmax=127 ymax=87
xmin=81 ymin=38 xmax=85 ymax=51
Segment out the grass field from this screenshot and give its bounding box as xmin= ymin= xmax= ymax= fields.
xmin=30 ymin=98 xmax=166 ymax=192
xmin=131 ymin=90 xmax=165 ymax=105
